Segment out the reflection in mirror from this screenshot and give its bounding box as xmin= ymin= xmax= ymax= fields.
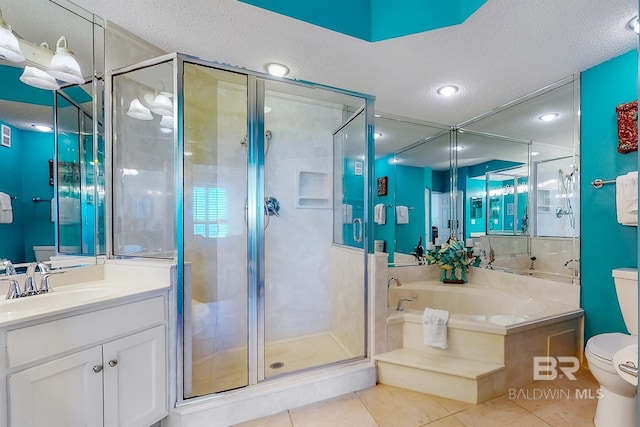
xmin=458 ymin=77 xmax=580 ymax=283
xmin=375 ymin=77 xmax=580 ymax=283
xmin=0 ymin=0 xmax=104 ymax=267
xmin=373 ymin=115 xmax=450 ymax=265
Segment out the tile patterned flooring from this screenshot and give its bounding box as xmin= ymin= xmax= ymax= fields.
xmin=235 ymin=368 xmax=601 ymax=427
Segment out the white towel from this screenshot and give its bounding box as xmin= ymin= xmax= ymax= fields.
xmin=396 ymin=206 xmax=409 ymax=224
xmin=423 ymin=307 xmax=449 ymax=349
xmin=51 ymin=198 xmax=56 ymax=222
xmin=616 ymin=171 xmax=638 ymax=226
xmin=0 ymin=192 xmax=13 ymax=224
xmin=374 ymin=203 xmax=386 ymax=225
xmin=343 ymin=204 xmax=353 ymax=224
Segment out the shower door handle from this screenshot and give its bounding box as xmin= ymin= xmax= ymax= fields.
xmin=353 ymin=218 xmax=363 ymax=243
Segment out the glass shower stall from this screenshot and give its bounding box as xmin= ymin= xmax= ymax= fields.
xmin=110 ymin=54 xmax=374 ymax=401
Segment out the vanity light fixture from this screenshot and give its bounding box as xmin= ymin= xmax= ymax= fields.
xmin=628 ymin=16 xmax=639 ymax=34
xmin=126 ymin=99 xmax=153 ymax=120
xmin=437 ymin=85 xmax=458 ymax=96
xmin=538 ymin=113 xmax=559 ymax=122
xmin=20 ymin=65 xmax=60 ymax=90
xmin=265 ymin=63 xmax=289 ymax=77
xmin=0 ymin=8 xmax=24 ymax=62
xmin=46 ymin=36 xmax=84 ymax=84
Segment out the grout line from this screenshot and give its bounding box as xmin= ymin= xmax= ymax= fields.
xmin=353 ymin=390 xmax=382 ymax=426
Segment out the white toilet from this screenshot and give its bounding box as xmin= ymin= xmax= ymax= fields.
xmin=585 ymin=268 xmax=638 ymax=427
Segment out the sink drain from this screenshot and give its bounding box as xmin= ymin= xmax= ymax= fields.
xmin=269 ymin=361 xmax=285 ymax=369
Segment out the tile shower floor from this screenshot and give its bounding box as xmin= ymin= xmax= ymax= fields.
xmin=234 ymin=368 xmax=601 ymax=427
xmin=192 ymin=333 xmax=351 ymax=396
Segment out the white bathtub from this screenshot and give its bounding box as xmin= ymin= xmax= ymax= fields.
xmin=388 ymin=280 xmax=581 ymax=333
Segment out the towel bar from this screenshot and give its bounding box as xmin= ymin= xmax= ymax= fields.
xmin=591 ymin=178 xmax=616 ymax=189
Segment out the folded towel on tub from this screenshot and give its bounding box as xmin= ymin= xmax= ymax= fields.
xmin=423 ymin=307 xmax=449 ymax=349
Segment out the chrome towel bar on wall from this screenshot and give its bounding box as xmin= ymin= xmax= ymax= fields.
xmin=591 ymin=178 xmax=616 ymax=189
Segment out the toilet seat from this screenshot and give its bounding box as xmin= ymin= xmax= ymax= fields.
xmin=586 ymin=333 xmax=638 ymax=371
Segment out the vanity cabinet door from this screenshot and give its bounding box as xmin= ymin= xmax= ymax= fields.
xmin=8 ymin=346 xmax=104 ymax=427
xmin=102 ymin=325 xmax=167 ymax=427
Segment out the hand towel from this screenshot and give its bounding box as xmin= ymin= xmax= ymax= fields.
xmin=0 ymin=192 xmax=13 ymax=224
xmin=423 ymin=307 xmax=449 ymax=349
xmin=374 ymin=203 xmax=386 ymax=225
xmin=51 ymin=198 xmax=56 ymax=222
xmin=616 ymin=171 xmax=638 ymax=226
xmin=396 ymin=206 xmax=409 ymax=224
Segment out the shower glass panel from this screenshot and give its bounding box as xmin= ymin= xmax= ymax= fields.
xmin=333 ymin=111 xmax=366 ymax=249
xmin=262 ymin=82 xmax=367 ymax=379
xmin=112 ymin=61 xmax=176 ymax=258
xmin=183 ymin=64 xmax=249 ymax=396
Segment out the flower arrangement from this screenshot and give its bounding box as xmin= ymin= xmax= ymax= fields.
xmin=424 ymin=238 xmax=479 ymax=283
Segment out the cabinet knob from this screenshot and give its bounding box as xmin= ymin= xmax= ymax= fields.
xmin=93 ymin=365 xmax=103 ymax=373
xmin=108 ymin=359 xmax=118 ymax=367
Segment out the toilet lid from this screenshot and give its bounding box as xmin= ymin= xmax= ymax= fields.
xmin=587 ymin=333 xmax=638 ymax=361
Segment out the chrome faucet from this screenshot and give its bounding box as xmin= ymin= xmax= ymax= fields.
xmin=387 ymin=277 xmax=402 ymax=289
xmin=396 ymin=298 xmax=412 ymax=311
xmin=24 ymin=262 xmax=53 ymax=296
xmin=1 ymin=259 xmax=16 ymax=276
xmin=1 ymin=278 xmax=21 ymax=299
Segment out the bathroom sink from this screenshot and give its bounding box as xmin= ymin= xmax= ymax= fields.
xmin=0 ymin=286 xmax=119 ymax=315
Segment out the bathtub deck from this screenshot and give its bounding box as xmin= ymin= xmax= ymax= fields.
xmin=375 ymin=348 xmax=506 ymax=403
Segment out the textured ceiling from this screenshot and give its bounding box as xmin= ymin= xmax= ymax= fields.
xmin=69 ymin=0 xmax=637 ymax=127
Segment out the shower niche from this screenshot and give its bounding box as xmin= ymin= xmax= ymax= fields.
xmin=111 ymin=55 xmax=374 ymax=402
xmin=296 ymin=170 xmax=330 ymax=208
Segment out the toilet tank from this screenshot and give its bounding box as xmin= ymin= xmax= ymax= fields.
xmin=613 ymin=268 xmax=638 ymax=335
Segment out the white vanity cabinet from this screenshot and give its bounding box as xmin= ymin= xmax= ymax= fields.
xmin=2 ymin=293 xmax=168 ymax=427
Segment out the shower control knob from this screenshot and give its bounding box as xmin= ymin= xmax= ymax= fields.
xmin=108 ymin=359 xmax=118 ymax=367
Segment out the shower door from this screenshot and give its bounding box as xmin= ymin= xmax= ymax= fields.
xmin=181 ymin=60 xmax=370 ymax=398
xmin=182 ymin=64 xmax=250 ymax=397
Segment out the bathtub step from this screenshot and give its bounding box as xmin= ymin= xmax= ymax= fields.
xmin=374 ymin=348 xmax=506 ymax=404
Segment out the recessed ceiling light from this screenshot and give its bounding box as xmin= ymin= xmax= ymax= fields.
xmin=32 ymin=124 xmax=52 ymax=132
xmin=374 ymin=132 xmax=382 ymax=139
xmin=265 ymin=63 xmax=289 ymax=77
xmin=437 ymin=85 xmax=458 ymax=96
xmin=539 ymin=113 xmax=559 ymax=122
xmin=531 ymin=151 xmax=540 ymax=156
xmin=628 ymin=16 xmax=639 ymax=33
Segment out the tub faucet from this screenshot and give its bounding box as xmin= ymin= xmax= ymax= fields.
xmin=387 ymin=277 xmax=402 ymax=289
xmin=396 ymin=298 xmax=412 ymax=311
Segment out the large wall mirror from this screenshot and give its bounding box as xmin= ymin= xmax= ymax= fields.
xmin=0 ymin=0 xmax=105 ymax=266
xmin=376 ymin=76 xmax=580 ymax=284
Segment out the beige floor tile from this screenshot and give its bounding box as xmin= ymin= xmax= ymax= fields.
xmin=289 ymin=393 xmax=378 ymax=427
xmin=509 ymin=368 xmax=597 ymax=427
xmin=432 ymin=396 xmax=472 ymax=414
xmin=453 ymin=395 xmax=551 ymax=427
xmin=233 ymin=411 xmax=293 ymax=427
xmin=425 ymin=416 xmax=466 ymax=427
xmin=357 ymin=384 xmax=450 ymax=427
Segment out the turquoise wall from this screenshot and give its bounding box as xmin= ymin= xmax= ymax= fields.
xmin=581 ymin=49 xmax=638 ymax=340
xmin=374 ymin=156 xmax=395 ymax=259
xmin=395 ymin=165 xmax=427 ymax=254
xmin=0 ymin=121 xmax=54 ymax=262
